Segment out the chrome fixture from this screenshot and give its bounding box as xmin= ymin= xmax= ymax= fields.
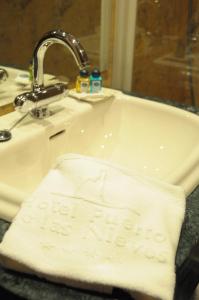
xmin=0 ymin=68 xmax=8 ymax=83
xmin=14 ymin=30 xmax=89 ymax=118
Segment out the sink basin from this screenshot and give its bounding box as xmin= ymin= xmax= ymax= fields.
xmin=0 ymin=88 xmax=199 ymax=221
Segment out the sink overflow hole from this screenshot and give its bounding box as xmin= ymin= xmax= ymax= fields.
xmin=49 ymin=129 xmax=66 ymax=140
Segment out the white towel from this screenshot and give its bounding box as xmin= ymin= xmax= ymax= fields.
xmin=68 ymin=88 xmax=114 ymax=102
xmin=0 ymin=154 xmax=185 ymax=300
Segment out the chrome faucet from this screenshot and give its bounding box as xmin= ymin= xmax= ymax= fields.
xmin=14 ymin=30 xmax=89 ymax=118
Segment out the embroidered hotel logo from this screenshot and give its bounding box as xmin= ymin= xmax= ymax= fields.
xmin=19 ymin=167 xmax=169 ymax=264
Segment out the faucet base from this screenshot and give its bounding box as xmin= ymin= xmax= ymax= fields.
xmin=14 ymin=83 xmax=67 ymax=115
xmin=30 ymin=107 xmax=51 ymax=119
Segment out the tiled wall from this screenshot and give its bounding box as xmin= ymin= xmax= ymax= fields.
xmin=0 ymin=0 xmax=101 ymax=83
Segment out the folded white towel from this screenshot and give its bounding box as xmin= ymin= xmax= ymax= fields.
xmin=68 ymin=88 xmax=114 ymax=102
xmin=0 ymin=154 xmax=185 ymax=300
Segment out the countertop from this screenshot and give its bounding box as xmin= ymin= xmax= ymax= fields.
xmin=0 ymin=97 xmax=198 ymax=300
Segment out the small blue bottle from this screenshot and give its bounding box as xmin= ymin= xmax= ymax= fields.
xmin=90 ymin=68 xmax=102 ymax=93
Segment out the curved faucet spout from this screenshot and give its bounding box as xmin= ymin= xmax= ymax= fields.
xmin=32 ymin=29 xmax=89 ymax=89
xmin=14 ymin=29 xmax=89 ymax=118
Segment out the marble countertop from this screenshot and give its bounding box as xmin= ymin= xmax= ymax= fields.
xmin=0 ymin=98 xmax=198 ymax=300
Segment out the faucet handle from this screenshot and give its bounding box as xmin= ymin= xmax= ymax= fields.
xmin=14 ymin=92 xmax=36 ymax=113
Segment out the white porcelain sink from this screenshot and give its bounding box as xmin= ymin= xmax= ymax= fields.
xmin=0 ymin=88 xmax=199 ymax=221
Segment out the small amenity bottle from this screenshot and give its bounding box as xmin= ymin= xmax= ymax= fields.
xmin=76 ymin=69 xmax=90 ymax=93
xmin=90 ymin=68 xmax=102 ymax=93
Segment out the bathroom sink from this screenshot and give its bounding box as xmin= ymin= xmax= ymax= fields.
xmin=0 ymin=88 xmax=199 ymax=221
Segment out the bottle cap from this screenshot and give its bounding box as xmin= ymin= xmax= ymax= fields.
xmin=91 ymin=68 xmax=101 ymax=77
xmin=79 ymin=69 xmax=89 ymax=77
